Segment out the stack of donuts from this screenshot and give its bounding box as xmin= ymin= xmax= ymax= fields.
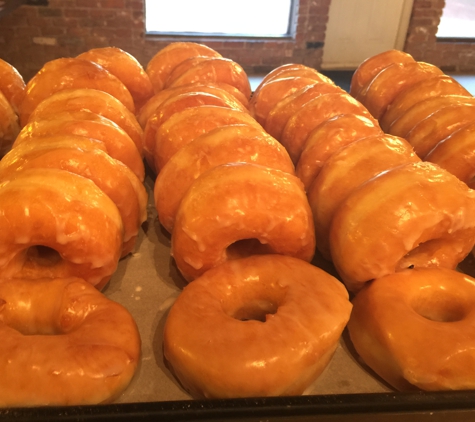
xmin=141 ymin=42 xmax=352 ymax=399
xmin=0 ymin=48 xmax=149 ymax=406
xmin=0 ymin=58 xmax=24 ymax=157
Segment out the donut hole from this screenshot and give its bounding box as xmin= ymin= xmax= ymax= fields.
xmin=26 ymin=245 xmax=62 ymax=267
xmin=226 ymin=238 xmax=275 ymax=260
xmin=411 ymin=288 xmax=466 ymax=322
xmin=232 ymin=299 xmax=279 ymax=322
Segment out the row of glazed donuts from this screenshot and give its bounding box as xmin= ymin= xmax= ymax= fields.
xmin=141 ymin=42 xmax=352 ymax=399
xmin=353 ymin=49 xmax=475 ymax=188
xmin=0 ymin=48 xmax=149 ymax=406
xmin=250 ymin=57 xmax=475 ymax=394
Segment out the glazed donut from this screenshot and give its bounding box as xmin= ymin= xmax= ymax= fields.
xmin=77 ymin=46 xmax=154 ymax=111
xmin=357 ymin=61 xmax=444 ymax=120
xmin=142 ymin=90 xmax=248 ymax=171
xmin=163 ymin=56 xmax=211 ymax=87
xmin=26 ymin=88 xmax=144 ymax=156
xmin=281 ymin=92 xmax=377 ymax=164
xmin=0 ymin=136 xmax=147 ymax=258
xmin=388 ymin=94 xmax=475 ymax=139
xmin=329 ymin=162 xmax=475 ymax=293
xmin=425 ymin=121 xmax=475 ymax=187
xmin=380 ymin=75 xmax=472 ymax=132
xmin=171 ymin=163 xmax=315 ymax=282
xmin=348 ymin=268 xmax=475 ymax=391
xmin=166 ymin=57 xmax=252 ymax=100
xmin=0 ymin=276 xmax=140 ymax=406
xmin=308 ymin=134 xmax=420 ymax=260
xmin=0 ymin=91 xmax=20 ymax=157
xmin=405 ymin=102 xmax=475 ymax=158
xmin=155 ymin=124 xmax=295 ymax=233
xmin=0 ymin=58 xmax=25 ymax=112
xmin=249 ymin=76 xmax=330 ymax=126
xmin=350 ymin=49 xmax=415 ymax=98
xmin=264 ymin=81 xmax=345 ymax=141
xmin=15 ymin=113 xmax=145 ymax=181
xmin=18 ymin=58 xmax=135 ymax=125
xmin=0 ymin=168 xmax=123 ymax=289
xmin=137 ymin=82 xmax=249 ymax=128
xmin=152 ymin=105 xmax=263 ymax=173
xmin=163 ymin=254 xmax=351 ymax=399
xmin=295 ymin=113 xmax=383 ymax=191
xmin=145 ymin=42 xmax=222 ymax=92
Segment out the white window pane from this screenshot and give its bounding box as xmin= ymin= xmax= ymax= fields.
xmin=145 ymin=0 xmax=292 ymax=37
xmin=437 ymin=0 xmax=475 ymax=39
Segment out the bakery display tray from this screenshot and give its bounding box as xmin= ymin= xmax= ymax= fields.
xmin=2 ymin=170 xmax=475 ymax=422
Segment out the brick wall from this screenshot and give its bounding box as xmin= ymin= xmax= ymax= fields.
xmin=0 ymin=0 xmax=474 ymax=83
xmin=404 ymin=0 xmax=475 ymax=72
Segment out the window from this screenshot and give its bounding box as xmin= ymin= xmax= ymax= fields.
xmin=437 ymin=0 xmax=475 ymax=40
xmin=144 ymin=0 xmax=294 ymax=38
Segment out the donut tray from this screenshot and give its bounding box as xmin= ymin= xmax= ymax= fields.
xmin=3 ymin=172 xmax=475 ymax=422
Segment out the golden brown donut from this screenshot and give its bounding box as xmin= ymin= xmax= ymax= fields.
xmin=329 ymin=162 xmax=475 ymax=293
xmin=281 ymin=92 xmax=377 ymax=164
xmin=348 ymin=268 xmax=475 ymax=391
xmin=166 ymin=57 xmax=252 ymax=100
xmin=380 ymin=75 xmax=472 ymax=132
xmin=146 ymin=42 xmax=222 ymax=92
xmin=308 ymin=134 xmax=420 ymax=260
xmin=0 ymin=58 xmax=25 ymax=112
xmin=142 ymin=90 xmax=248 ymax=171
xmin=0 ymin=276 xmax=140 ymax=406
xmin=163 ymin=56 xmax=211 ymax=87
xmin=163 ymin=254 xmax=351 ymax=399
xmin=77 ymin=46 xmax=154 ymax=111
xmin=15 ymin=113 xmax=145 ymax=181
xmin=152 ymin=105 xmax=263 ymax=173
xmin=0 ymin=168 xmax=123 ymax=289
xmin=0 ymin=90 xmax=20 ymax=157
xmin=137 ymin=82 xmax=249 ymax=128
xmin=350 ymin=49 xmax=415 ymax=98
xmin=296 ymin=114 xmax=383 ymax=191
xmin=249 ymin=76 xmax=328 ymax=126
xmin=154 ymin=124 xmax=295 ymax=233
xmin=0 ymin=136 xmax=147 ymax=258
xmin=171 ymin=163 xmax=316 ymax=282
xmin=425 ymin=121 xmax=475 ymax=187
xmin=388 ymin=94 xmax=475 ymax=138
xmin=357 ymin=61 xmax=444 ymax=120
xmin=406 ymin=102 xmax=475 ymax=158
xmin=18 ymin=58 xmax=135 ymax=125
xmin=26 ymin=88 xmax=144 ymax=156
xmin=264 ymin=81 xmax=344 ymax=141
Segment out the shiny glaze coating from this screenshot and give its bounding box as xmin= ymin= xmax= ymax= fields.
xmin=0 ymin=168 xmax=123 ymax=289
xmin=15 ymin=113 xmax=145 ymax=181
xmin=329 ymin=162 xmax=475 ymax=293
xmin=350 ymin=49 xmax=415 ymax=98
xmin=0 ymin=91 xmax=19 ymax=157
xmin=281 ymin=92 xmax=377 ymax=164
xmin=18 ymin=58 xmax=135 ymax=125
xmin=153 ymin=105 xmax=263 ymax=172
xmin=308 ymin=134 xmax=420 ymax=260
xmin=295 ymin=113 xmax=383 ymax=191
xmin=155 ymin=124 xmax=295 ymax=233
xmin=0 ymin=137 xmax=147 ymax=258
xmin=143 ymin=90 xmax=248 ymax=172
xmin=380 ymin=75 xmax=471 ymax=132
xmin=348 ymin=268 xmax=475 ymax=391
xmin=0 ymin=277 xmax=140 ymax=406
xmin=0 ymin=58 xmax=25 ymax=112
xmin=264 ymin=81 xmax=344 ymax=141
xmin=171 ymin=163 xmax=315 ymax=282
xmin=77 ymin=47 xmax=154 ymax=111
xmin=167 ymin=57 xmax=252 ymax=101
xmin=145 ymin=42 xmax=222 ymax=93
xmin=163 ymin=255 xmax=351 ymax=398
xmin=357 ymin=61 xmax=444 ymax=120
